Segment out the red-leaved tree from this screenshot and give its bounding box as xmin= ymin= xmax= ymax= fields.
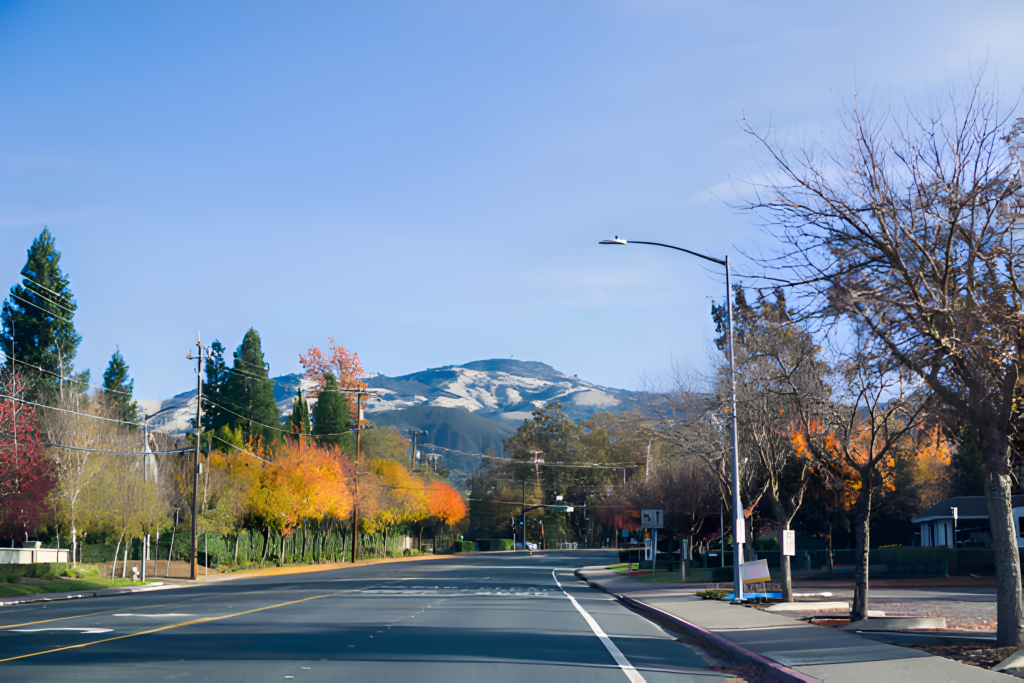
xmin=299 ymin=338 xmax=367 ymax=396
xmin=0 ymin=373 xmax=53 ymax=539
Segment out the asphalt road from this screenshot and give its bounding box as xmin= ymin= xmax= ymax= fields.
xmin=0 ymin=551 xmax=737 ymax=682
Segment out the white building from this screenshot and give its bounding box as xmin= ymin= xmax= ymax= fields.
xmin=912 ymin=495 xmax=1024 ymax=548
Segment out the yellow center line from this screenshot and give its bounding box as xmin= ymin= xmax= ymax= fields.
xmin=0 ymin=602 xmax=183 ymax=631
xmin=0 ymin=593 xmax=335 ymax=663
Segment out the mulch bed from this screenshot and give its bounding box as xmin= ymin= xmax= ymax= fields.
xmin=909 ymin=644 xmax=1016 ymax=670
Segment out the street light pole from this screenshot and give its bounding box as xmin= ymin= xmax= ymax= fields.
xmin=600 ymin=236 xmax=744 ymax=601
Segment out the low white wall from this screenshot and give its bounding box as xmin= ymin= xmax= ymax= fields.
xmin=0 ymin=548 xmax=70 ymax=564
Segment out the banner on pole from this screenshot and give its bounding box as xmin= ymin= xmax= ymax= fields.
xmin=782 ymin=530 xmax=796 ymax=556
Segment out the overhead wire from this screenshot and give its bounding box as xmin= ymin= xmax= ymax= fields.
xmin=8 ymin=293 xmax=73 ymax=324
xmin=0 ymin=394 xmax=141 ymax=427
xmin=0 ymin=350 xmax=135 ymax=397
xmin=21 ymin=283 xmax=76 ymax=315
xmin=200 ymin=395 xmax=358 ymax=438
xmin=0 ymin=430 xmax=187 ymax=456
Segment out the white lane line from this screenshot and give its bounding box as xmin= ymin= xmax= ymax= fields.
xmin=551 ymin=570 xmax=645 ymax=683
xmin=11 ymin=627 xmax=113 ymax=634
xmin=113 ymin=613 xmax=193 ymax=618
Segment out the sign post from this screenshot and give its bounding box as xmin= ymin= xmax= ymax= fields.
xmin=641 ymin=509 xmax=663 ymax=575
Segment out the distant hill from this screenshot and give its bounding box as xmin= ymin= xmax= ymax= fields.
xmin=371 ymin=405 xmax=517 ymax=482
xmin=364 ymin=358 xmax=639 ymax=422
xmin=141 ymin=360 xmax=639 ymax=476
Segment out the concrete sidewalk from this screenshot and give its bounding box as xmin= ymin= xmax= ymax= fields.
xmin=0 ymin=581 xmax=178 ymax=607
xmin=577 ymin=566 xmax=1013 ymax=682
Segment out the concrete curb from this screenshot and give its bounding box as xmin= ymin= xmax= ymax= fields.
xmin=575 ymin=569 xmax=819 ymax=683
xmin=0 ymin=581 xmax=178 ymax=607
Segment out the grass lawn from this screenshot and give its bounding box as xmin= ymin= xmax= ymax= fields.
xmin=606 ymin=563 xmax=688 ymax=583
xmin=0 ymin=577 xmax=156 ymax=598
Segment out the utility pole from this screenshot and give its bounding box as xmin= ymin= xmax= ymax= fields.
xmin=520 ymin=479 xmax=528 ymax=552
xmin=186 ymin=333 xmax=205 ymax=581
xmin=410 ymin=429 xmax=418 ymax=471
xmin=645 ymin=441 xmax=651 ymax=482
xmin=351 ymin=391 xmax=367 ymax=564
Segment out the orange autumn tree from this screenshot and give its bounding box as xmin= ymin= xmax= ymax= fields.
xmin=363 ymin=459 xmax=427 ymax=556
xmin=427 ymin=481 xmax=467 ymax=545
xmin=280 ymin=442 xmax=354 ymax=562
xmin=300 ymin=338 xmax=367 ymax=395
xmin=795 ymin=354 xmax=929 ymax=622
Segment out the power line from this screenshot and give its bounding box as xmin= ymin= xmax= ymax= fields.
xmin=201 ymin=396 xmax=358 ymax=438
xmin=0 ymin=394 xmax=140 ymax=427
xmin=21 ymin=282 xmax=75 ymax=315
xmin=0 ymin=350 xmax=134 ymax=397
xmin=0 ymin=431 xmax=187 ymax=456
xmin=16 ymin=273 xmax=74 ymax=301
xmin=7 ymin=293 xmax=73 ymax=324
xmin=209 ymin=433 xmax=273 ymax=465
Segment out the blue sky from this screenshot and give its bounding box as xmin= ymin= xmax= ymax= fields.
xmin=2 ymin=1 xmax=1023 ymax=401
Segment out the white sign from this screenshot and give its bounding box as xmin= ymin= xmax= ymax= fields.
xmin=740 ymin=559 xmax=772 ymax=584
xmin=782 ymin=530 xmax=795 ymax=556
xmin=734 ymin=517 xmax=745 ymax=543
xmin=641 ymin=509 xmax=664 ymax=529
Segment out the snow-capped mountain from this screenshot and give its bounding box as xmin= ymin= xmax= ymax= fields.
xmin=140 ymin=359 xmax=638 ymax=435
xmin=364 ymin=359 xmax=636 ymax=422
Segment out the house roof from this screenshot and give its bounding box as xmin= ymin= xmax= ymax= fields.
xmin=912 ymin=495 xmax=1024 ymax=523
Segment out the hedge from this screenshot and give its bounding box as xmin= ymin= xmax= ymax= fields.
xmin=477 ymin=539 xmax=514 ymax=552
xmin=452 ymin=540 xmax=476 ymax=553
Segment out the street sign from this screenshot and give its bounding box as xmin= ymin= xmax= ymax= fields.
xmin=782 ymin=530 xmax=795 ymax=557
xmin=740 ymin=559 xmax=771 ymax=584
xmin=641 ymin=509 xmax=664 ymax=529
xmin=735 ymin=517 xmax=745 ymax=543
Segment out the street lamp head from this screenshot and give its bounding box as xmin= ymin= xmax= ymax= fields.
xmin=599 ymin=236 xmax=627 ymax=245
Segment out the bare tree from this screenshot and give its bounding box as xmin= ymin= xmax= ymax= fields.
xmin=744 ymin=81 xmax=1024 ymax=644
xmin=796 ymin=348 xmax=928 ymax=621
xmin=645 ymin=365 xmax=767 ymax=527
xmin=715 ymin=288 xmax=831 ymax=601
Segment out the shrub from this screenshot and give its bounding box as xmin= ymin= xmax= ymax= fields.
xmin=452 ymin=540 xmax=475 ymax=553
xmin=2 ymin=574 xmax=16 ymax=584
xmin=42 ymin=570 xmax=61 ymax=581
xmin=477 ymin=539 xmax=514 ymax=552
xmin=753 ymin=538 xmax=779 ymax=551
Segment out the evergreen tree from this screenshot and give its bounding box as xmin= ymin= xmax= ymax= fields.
xmin=312 ymin=372 xmax=352 ymax=451
xmin=0 ymin=229 xmax=85 ymax=404
xmin=202 ymin=340 xmax=229 ymax=432
xmin=101 ymin=348 xmax=138 ymax=423
xmin=221 ymin=328 xmax=280 ymax=443
xmin=291 ymin=388 xmax=311 ymax=441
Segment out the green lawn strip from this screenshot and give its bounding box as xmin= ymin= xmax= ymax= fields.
xmin=0 ymin=578 xmax=157 ymax=598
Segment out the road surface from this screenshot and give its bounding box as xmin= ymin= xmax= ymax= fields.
xmin=0 ymin=551 xmax=737 ymax=682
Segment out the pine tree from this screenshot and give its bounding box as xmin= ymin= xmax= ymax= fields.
xmin=312 ymin=372 xmax=352 ymax=451
xmin=291 ymin=388 xmax=311 ymax=441
xmin=101 ymin=348 xmax=138 ymax=423
xmin=0 ymin=229 xmax=85 ymax=404
xmin=221 ymin=328 xmax=280 ymax=443
xmin=202 ymin=340 xmax=229 ymax=432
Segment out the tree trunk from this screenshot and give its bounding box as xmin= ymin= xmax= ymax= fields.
xmin=984 ymin=427 xmax=1024 ymax=646
xmin=261 ymin=527 xmax=270 ymax=565
xmin=111 ymin=531 xmax=124 ymax=580
xmin=71 ymin=524 xmax=78 ymax=568
xmin=419 ymin=525 xmax=424 ymax=552
xmin=383 ymin=527 xmax=389 ymax=558
xmin=121 ymin=539 xmax=129 ymax=579
xmin=850 ymin=484 xmax=872 ymax=622
xmin=781 ymin=522 xmax=793 ymax=603
xmin=233 ymin=533 xmax=240 ymax=564
xmin=280 ymin=532 xmax=286 ymax=563
xmin=301 ymin=524 xmax=308 ymax=561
